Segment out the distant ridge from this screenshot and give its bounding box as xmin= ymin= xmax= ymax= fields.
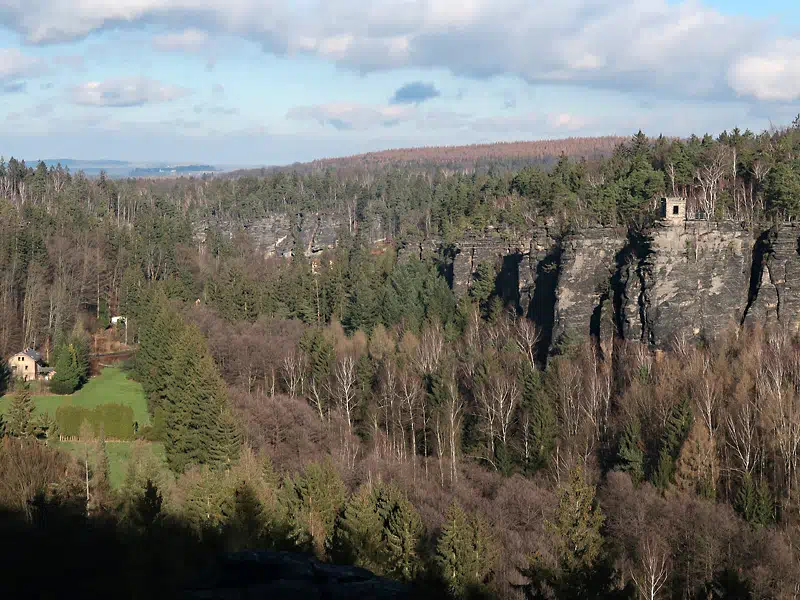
xmin=226 ymin=136 xmax=627 ymax=178
xmin=311 ymin=136 xmax=626 ymax=166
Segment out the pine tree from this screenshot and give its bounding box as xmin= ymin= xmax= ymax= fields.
xmin=616 ymin=418 xmax=645 ymax=484
xmin=437 ymin=502 xmax=498 ymax=598
xmin=523 ymin=366 xmax=556 ymax=473
xmin=7 ymin=384 xmax=34 ymax=437
xmin=132 ymin=479 xmax=163 ymax=529
xmin=208 ymin=409 xmax=242 ymax=469
xmin=549 ymin=464 xmax=605 ymax=573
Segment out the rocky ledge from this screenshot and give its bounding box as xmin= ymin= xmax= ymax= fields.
xmin=183 ymin=550 xmax=410 ymax=600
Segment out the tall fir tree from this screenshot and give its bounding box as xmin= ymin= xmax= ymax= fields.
xmin=616 ymin=418 xmax=645 ymax=484
xmin=7 ymin=383 xmax=34 ymax=437
xmin=162 ymin=323 xmax=232 ymax=472
xmin=652 ymin=397 xmax=692 ymax=489
xmin=135 ymin=290 xmax=185 ymax=416
xmin=436 ymin=502 xmax=498 ymax=598
xmin=549 ymin=464 xmax=605 ymax=573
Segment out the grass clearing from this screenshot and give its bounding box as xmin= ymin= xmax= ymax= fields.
xmin=56 ymin=441 xmax=166 ymax=489
xmin=0 ymin=367 xmax=149 ymax=426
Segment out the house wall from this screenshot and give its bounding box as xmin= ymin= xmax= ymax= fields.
xmin=8 ymin=354 xmax=37 ymax=382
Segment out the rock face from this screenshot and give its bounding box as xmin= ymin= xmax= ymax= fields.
xmin=647 ymin=221 xmax=751 ymax=345
xmin=212 ymin=208 xmax=800 ymax=355
xmin=183 ymin=551 xmax=410 ymax=600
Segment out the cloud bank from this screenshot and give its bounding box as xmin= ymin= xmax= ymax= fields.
xmin=71 ymin=77 xmax=190 ymax=107
xmin=1 ymin=0 xmax=798 ymax=101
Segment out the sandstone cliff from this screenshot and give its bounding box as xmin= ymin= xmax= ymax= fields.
xmin=213 ymin=213 xmax=800 ymax=356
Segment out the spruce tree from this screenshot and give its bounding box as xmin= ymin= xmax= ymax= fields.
xmin=50 ymin=344 xmax=80 ymax=395
xmin=437 ymin=502 xmax=498 ymax=598
xmin=375 ymin=485 xmax=424 ymax=582
xmin=333 ymin=486 xmax=384 ymax=571
xmin=652 ymin=397 xmax=692 ymax=489
xmin=283 ymin=459 xmax=346 ymax=558
xmin=135 ymin=290 xmax=184 ymax=416
xmin=549 ymin=464 xmax=605 ymax=573
xmin=162 ymin=324 xmax=231 ymax=473
xmin=735 ymin=474 xmax=774 ymax=527
xmin=7 ymin=384 xmax=34 ymax=437
xmin=616 ymin=418 xmax=645 ymax=484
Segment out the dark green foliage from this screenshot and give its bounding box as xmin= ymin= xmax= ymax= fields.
xmin=50 ymin=337 xmax=89 ymax=395
xmin=549 ymin=464 xmax=605 ymax=573
xmin=283 ymin=459 xmax=346 ymax=558
xmin=521 ymin=366 xmax=555 ymax=473
xmin=616 ymin=418 xmax=645 ymax=484
xmin=735 ymin=474 xmax=773 ymax=527
xmin=6 ymin=384 xmax=34 ymax=438
xmin=228 ymin=481 xmax=270 ymax=549
xmin=135 ymin=290 xmax=184 ymax=415
xmin=98 ymin=297 xmax=111 ymax=329
xmin=162 ymin=324 xmax=234 ymax=472
xmin=0 ymin=360 xmax=10 ymax=396
xmin=652 ymin=397 xmax=692 ymax=488
xmin=469 ymin=262 xmax=497 ymax=319
xmin=55 ymin=404 xmax=135 ymax=439
xmin=133 ymin=479 xmax=164 ymax=529
xmin=436 ymin=503 xmax=498 ymax=598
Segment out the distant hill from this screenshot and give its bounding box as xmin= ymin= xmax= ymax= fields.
xmin=226 ymin=136 xmax=627 ymax=178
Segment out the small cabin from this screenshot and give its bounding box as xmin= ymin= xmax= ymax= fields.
xmin=660 ymin=197 xmax=686 ymax=224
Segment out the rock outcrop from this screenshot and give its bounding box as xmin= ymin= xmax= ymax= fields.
xmin=216 ymin=209 xmax=800 ymax=355
xmin=183 ymin=550 xmax=410 ymax=600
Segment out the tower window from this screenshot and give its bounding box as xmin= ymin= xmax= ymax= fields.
xmin=672 ymin=205 xmax=679 ymax=215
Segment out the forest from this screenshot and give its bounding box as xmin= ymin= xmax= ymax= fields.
xmin=2 ymin=120 xmax=800 ymax=599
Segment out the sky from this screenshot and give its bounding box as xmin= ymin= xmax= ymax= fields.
xmin=0 ymin=0 xmax=799 ymax=165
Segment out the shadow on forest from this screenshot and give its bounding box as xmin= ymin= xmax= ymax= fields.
xmin=0 ymin=497 xmax=447 ymax=600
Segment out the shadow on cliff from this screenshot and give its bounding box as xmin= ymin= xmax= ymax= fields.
xmin=741 ymin=227 xmax=776 ymax=325
xmin=527 ymin=241 xmax=564 ymax=365
xmin=496 ymin=253 xmax=523 ymax=316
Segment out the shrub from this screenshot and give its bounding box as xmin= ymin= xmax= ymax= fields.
xmin=56 ymin=404 xmax=135 ymax=440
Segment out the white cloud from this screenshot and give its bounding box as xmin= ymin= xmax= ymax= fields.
xmin=71 ymin=77 xmax=190 ymax=107
xmin=287 ymin=101 xmax=596 ymax=136
xmin=0 ymin=48 xmax=47 ymax=88
xmin=729 ymin=39 xmax=800 ymax=102
xmin=153 ymin=28 xmax=210 ymax=52
xmin=0 ymin=1 xmax=798 ymax=102
xmin=287 ymin=103 xmax=414 ymax=130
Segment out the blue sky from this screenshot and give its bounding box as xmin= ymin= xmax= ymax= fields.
xmin=0 ymin=0 xmax=799 ymax=165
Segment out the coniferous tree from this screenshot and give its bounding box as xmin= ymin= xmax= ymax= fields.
xmin=652 ymin=397 xmax=692 ymax=488
xmin=436 ymin=502 xmax=498 ymax=598
xmin=283 ymin=459 xmax=346 ymax=559
xmin=7 ymin=384 xmax=34 ymax=437
xmin=135 ymin=290 xmax=184 ymax=416
xmin=735 ymin=474 xmax=773 ymax=527
xmin=162 ymin=324 xmax=231 ymax=473
xmin=375 ymin=484 xmax=424 ymax=582
xmin=616 ymin=418 xmax=645 ymax=484
xmin=550 ymin=464 xmax=605 ymax=573
xmin=50 ymin=343 xmax=81 ymax=395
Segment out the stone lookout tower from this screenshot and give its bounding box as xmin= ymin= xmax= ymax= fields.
xmin=660 ymin=196 xmax=686 ymax=225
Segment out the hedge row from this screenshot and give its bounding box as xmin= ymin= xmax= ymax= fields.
xmin=55 ymin=404 xmax=135 ymax=440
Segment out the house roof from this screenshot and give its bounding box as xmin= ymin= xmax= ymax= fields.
xmin=21 ymin=348 xmax=42 ymax=362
